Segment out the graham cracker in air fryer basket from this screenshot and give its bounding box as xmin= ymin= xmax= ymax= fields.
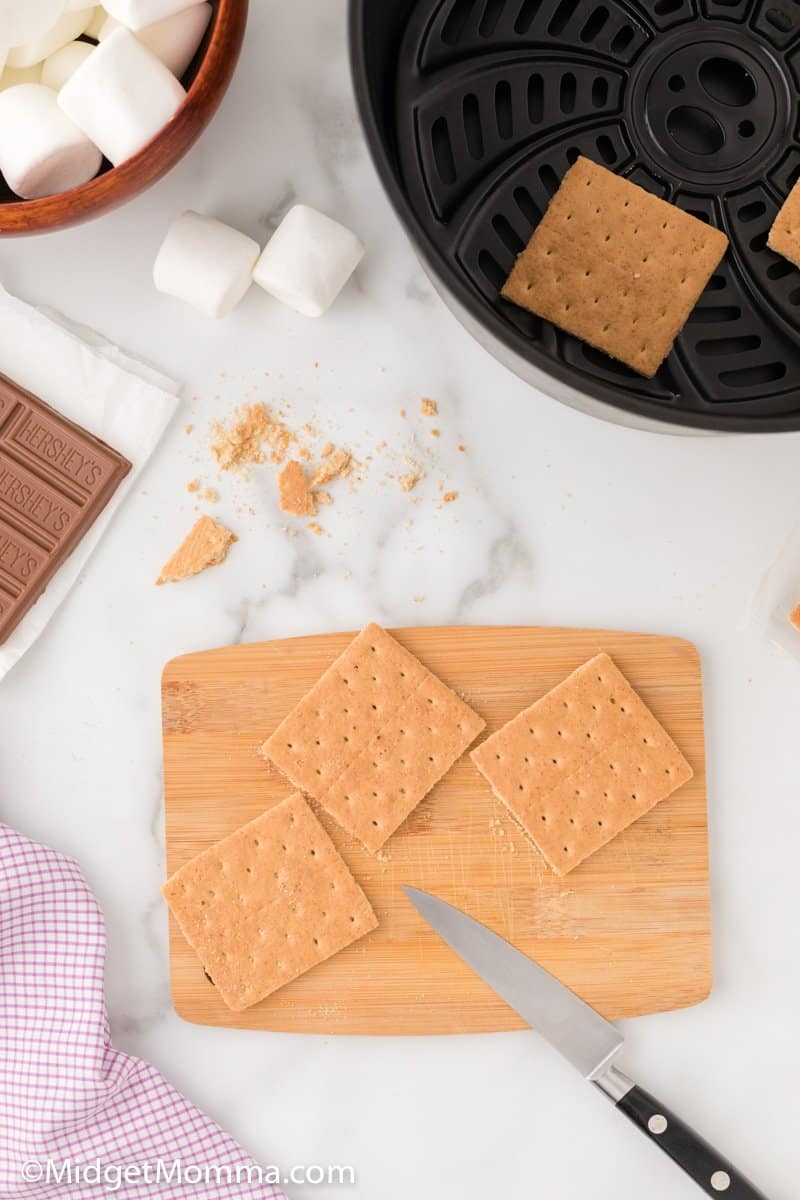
xmin=162 ymin=793 xmax=377 ymax=1011
xmin=501 ymin=156 xmax=728 ymax=378
xmin=471 ymin=652 xmax=693 ymax=875
xmin=768 ymin=179 xmax=800 ymax=269
xmin=261 ymin=623 xmax=485 ymax=853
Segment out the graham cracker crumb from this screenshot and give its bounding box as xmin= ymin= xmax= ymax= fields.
xmin=210 ymin=402 xmax=292 ymax=478
xmin=278 ymin=460 xmax=316 ymax=517
xmin=398 ymin=472 xmax=422 ymax=493
xmin=310 ymin=448 xmax=351 ymax=488
xmin=789 ymin=603 xmax=800 ymax=632
xmin=420 ymin=397 xmax=438 ymax=417
xmin=308 ymin=522 xmax=324 ymax=537
xmin=442 ymin=491 xmax=458 ymax=504
xmin=186 ymin=479 xmax=199 ymax=493
xmin=157 ymin=516 xmax=237 ymax=585
xmin=430 ymin=428 xmax=440 ymax=438
xmin=184 ymin=424 xmax=194 ymax=435
xmin=201 ymin=487 xmax=219 ymax=504
xmin=458 ymin=444 xmax=466 ymax=453
xmin=320 ymin=442 xmax=334 ymax=458
xmin=314 ymin=490 xmax=333 ymax=506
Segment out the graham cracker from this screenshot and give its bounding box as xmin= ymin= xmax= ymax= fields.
xmin=277 ymin=460 xmax=316 ymax=517
xmin=310 ymin=448 xmax=350 ymax=488
xmin=768 ymin=180 xmax=800 ymax=268
xmin=471 ymin=652 xmax=693 ymax=875
xmin=501 ymin=156 xmax=728 ymax=377
xmin=261 ymin=623 xmax=485 ymax=852
xmin=162 ymin=793 xmax=377 ymax=1011
xmin=156 ymin=516 xmax=237 ymax=585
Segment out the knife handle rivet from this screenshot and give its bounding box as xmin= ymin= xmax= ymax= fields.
xmin=647 ymin=1115 xmax=668 ymax=1135
xmin=710 ymin=1171 xmax=731 ymax=1192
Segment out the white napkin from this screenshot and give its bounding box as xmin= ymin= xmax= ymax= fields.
xmin=0 ymin=282 xmax=180 ymax=680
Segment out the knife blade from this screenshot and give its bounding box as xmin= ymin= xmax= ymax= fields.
xmin=404 ymin=886 xmax=770 ymax=1199
xmin=404 ymin=884 xmax=622 ymax=1082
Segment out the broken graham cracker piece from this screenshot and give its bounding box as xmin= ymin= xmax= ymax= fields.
xmin=310 ymin=447 xmax=351 ymax=488
xmin=210 ymin=402 xmax=292 ymax=476
xmin=768 ymin=180 xmax=800 ymax=268
xmin=156 ymin=516 xmax=237 ymax=585
xmin=261 ymin=623 xmax=485 ymax=853
xmin=471 ymin=652 xmax=693 ymax=876
xmin=501 ymin=156 xmax=728 ymax=378
xmin=162 ymin=794 xmax=377 ymax=1012
xmin=789 ymin=603 xmax=800 ymax=632
xmin=277 ymin=460 xmax=316 ymax=517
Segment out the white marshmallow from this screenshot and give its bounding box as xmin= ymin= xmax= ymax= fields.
xmin=100 ymin=3 xmax=210 ymax=77
xmin=102 ymin=0 xmax=207 ymax=33
xmin=0 ymin=82 xmax=101 ymax=198
xmin=97 ymin=15 xmax=121 ymax=36
xmin=58 ymin=27 xmax=185 ymax=165
xmin=252 ymin=205 xmax=365 ymax=318
xmin=0 ymin=0 xmax=67 ymax=50
xmin=6 ymin=8 xmax=94 ymax=69
xmin=0 ymin=65 xmax=43 ymax=92
xmin=84 ymin=7 xmax=109 ymax=38
xmin=153 ymin=211 xmax=260 ymax=318
xmin=41 ymin=40 xmax=94 ymax=90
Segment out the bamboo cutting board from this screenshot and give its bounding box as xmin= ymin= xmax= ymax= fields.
xmin=162 ymin=626 xmax=711 ymax=1034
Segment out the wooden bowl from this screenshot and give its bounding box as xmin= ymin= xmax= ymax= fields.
xmin=0 ymin=0 xmax=248 ymax=236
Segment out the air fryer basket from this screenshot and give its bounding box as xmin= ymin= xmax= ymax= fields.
xmin=350 ymin=0 xmax=800 ymax=432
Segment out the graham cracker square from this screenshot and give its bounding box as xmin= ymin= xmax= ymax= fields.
xmin=768 ymin=180 xmax=800 ymax=268
xmin=162 ymin=793 xmax=377 ymax=1011
xmin=471 ymin=652 xmax=693 ymax=875
xmin=261 ymin=623 xmax=485 ymax=852
xmin=501 ymin=156 xmax=728 ymax=377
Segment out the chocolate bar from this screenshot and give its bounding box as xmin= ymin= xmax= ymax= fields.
xmin=0 ymin=374 xmax=131 ymax=645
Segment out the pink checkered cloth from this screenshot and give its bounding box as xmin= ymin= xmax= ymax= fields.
xmin=0 ymin=824 xmax=287 ymax=1198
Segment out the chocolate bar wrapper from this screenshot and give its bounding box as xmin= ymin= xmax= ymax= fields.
xmin=0 ymin=283 xmax=179 ymax=679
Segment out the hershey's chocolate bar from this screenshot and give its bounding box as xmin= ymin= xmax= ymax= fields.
xmin=0 ymin=374 xmax=131 ymax=644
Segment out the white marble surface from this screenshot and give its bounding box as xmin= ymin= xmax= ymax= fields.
xmin=1 ymin=3 xmax=799 ymax=1197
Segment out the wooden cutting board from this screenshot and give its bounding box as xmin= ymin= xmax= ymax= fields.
xmin=162 ymin=626 xmax=711 ymax=1034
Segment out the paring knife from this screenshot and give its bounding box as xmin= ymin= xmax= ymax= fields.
xmin=404 ymin=887 xmax=769 ymax=1199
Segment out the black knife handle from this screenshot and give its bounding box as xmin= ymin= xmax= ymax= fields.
xmin=617 ymin=1085 xmax=769 ymax=1198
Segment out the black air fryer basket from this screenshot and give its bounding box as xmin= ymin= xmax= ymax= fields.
xmin=350 ymin=0 xmax=800 ymax=432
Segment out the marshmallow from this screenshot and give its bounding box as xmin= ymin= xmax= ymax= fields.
xmin=59 ymin=27 xmax=185 ymax=165
xmin=102 ymin=0 xmax=207 ymax=33
xmin=41 ymin=40 xmax=94 ymax=90
xmin=85 ymin=7 xmax=110 ymax=38
xmin=100 ymin=3 xmax=211 ymax=77
xmin=153 ymin=211 xmax=260 ymax=318
xmin=0 ymin=82 xmax=101 ymax=198
xmin=6 ymin=8 xmax=94 ymax=69
xmin=253 ymin=205 xmax=365 ymax=318
xmin=0 ymin=65 xmax=44 ymax=91
xmin=0 ymin=0 xmax=67 ymax=50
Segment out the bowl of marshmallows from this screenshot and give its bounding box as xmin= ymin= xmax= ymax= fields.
xmin=0 ymin=0 xmax=247 ymax=234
